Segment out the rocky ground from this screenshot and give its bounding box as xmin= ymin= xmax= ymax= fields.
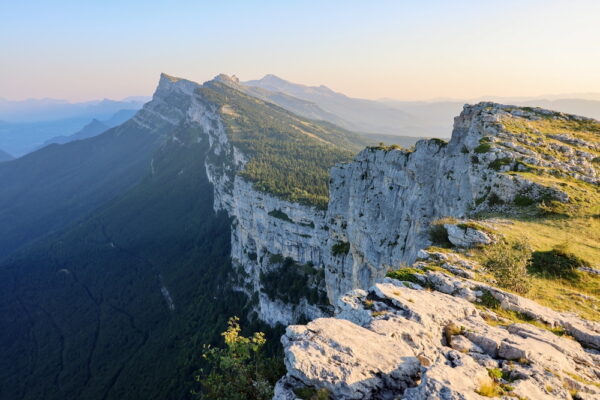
xmin=274 ymin=266 xmax=600 ymax=399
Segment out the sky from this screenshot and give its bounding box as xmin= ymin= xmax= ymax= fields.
xmin=1 ymin=0 xmax=599 ymax=101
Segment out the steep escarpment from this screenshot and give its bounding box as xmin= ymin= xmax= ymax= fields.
xmin=323 ymin=103 xmax=597 ymax=301
xmin=275 ymin=104 xmax=600 ymax=399
xmin=140 ymin=74 xmax=367 ymax=325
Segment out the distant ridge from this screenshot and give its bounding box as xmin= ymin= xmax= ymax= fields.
xmin=244 ymin=74 xmax=420 ymax=136
xmin=42 ymin=109 xmax=137 ymax=146
xmin=0 ymin=149 xmax=13 ymax=162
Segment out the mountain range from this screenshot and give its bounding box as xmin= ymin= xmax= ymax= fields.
xmin=0 ymin=99 xmax=146 ymax=156
xmin=0 ymin=73 xmax=598 ymax=400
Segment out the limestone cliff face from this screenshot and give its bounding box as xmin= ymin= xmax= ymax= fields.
xmin=323 ymin=102 xmax=568 ymax=301
xmin=149 ymin=74 xmax=331 ymax=325
xmin=150 ymin=75 xmax=591 ymax=326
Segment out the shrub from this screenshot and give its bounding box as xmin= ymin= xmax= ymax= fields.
xmin=293 ymin=387 xmax=331 ymax=400
xmin=269 ymin=253 xmax=284 ymax=264
xmin=487 ymin=193 xmax=504 ymax=206
xmin=530 ymin=243 xmax=590 ymax=278
xmin=196 ymin=317 xmax=276 ymax=400
xmin=488 ymin=158 xmax=512 ymax=171
xmin=513 ymin=194 xmax=534 ymax=206
xmin=477 ymin=289 xmax=501 ymax=308
xmin=474 ymin=143 xmax=492 ymax=153
xmin=483 ymin=239 xmax=532 ymax=294
xmin=429 ymin=223 xmax=451 ymax=247
xmin=268 ymin=209 xmax=293 ymax=223
xmin=476 ymin=380 xmax=502 ymax=397
xmin=331 ymin=241 xmax=350 ymax=256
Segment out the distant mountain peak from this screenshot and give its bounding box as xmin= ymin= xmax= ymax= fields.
xmin=214 ymin=74 xmax=240 ymax=85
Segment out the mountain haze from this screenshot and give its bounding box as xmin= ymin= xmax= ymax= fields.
xmin=42 ymin=109 xmax=138 ymax=147
xmin=0 ymin=72 xmax=369 ymax=399
xmin=0 ymin=149 xmax=13 ymax=162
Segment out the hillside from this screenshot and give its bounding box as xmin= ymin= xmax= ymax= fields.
xmin=0 ymin=108 xmax=168 ymax=261
xmin=198 ymin=77 xmax=368 ymax=207
xmin=0 ymin=73 xmax=370 ymax=400
xmin=42 ymin=109 xmax=137 ymax=147
xmin=0 ymin=128 xmax=254 ymax=400
xmin=244 ymin=74 xmax=421 ymax=137
xmin=0 ymin=149 xmax=13 ymax=162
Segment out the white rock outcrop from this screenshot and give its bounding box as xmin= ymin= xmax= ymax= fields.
xmin=275 ymin=279 xmax=600 ymax=400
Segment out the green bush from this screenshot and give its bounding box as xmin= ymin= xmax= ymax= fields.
xmin=429 ymin=223 xmax=451 ymax=247
xmin=196 ymin=317 xmax=279 ymax=400
xmin=514 ymin=194 xmax=535 ymax=206
xmin=474 ymin=143 xmax=492 ymax=153
xmin=268 ymin=209 xmax=293 ymax=223
xmin=293 ymin=387 xmax=331 ymax=400
xmin=484 ymin=239 xmax=532 ymax=294
xmin=331 ymin=241 xmax=350 ymax=256
xmin=487 ymin=193 xmax=504 ymax=206
xmin=488 ymin=157 xmax=512 ymax=171
xmin=530 ymin=243 xmax=590 ymax=278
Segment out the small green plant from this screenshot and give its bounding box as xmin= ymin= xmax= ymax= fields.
xmin=293 ymin=387 xmax=331 ymax=400
xmin=386 ymin=267 xmax=425 ymax=284
xmin=331 ymin=241 xmax=350 ymax=256
xmin=483 ymin=239 xmax=532 ymax=294
xmin=488 ymin=158 xmax=512 ymax=171
xmin=269 ymin=253 xmax=284 ymax=264
xmin=477 ymin=289 xmax=501 ymax=309
xmin=476 ymin=380 xmax=502 ymax=397
xmin=474 ymin=143 xmax=492 ymax=153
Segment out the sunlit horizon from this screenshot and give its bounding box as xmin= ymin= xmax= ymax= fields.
xmin=2 ymin=0 xmax=600 ymax=102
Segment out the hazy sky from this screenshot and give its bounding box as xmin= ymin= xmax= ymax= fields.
xmin=1 ymin=0 xmax=599 ymax=101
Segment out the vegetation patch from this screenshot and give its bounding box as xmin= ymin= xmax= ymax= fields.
xmin=199 ymin=81 xmax=367 ymax=208
xmin=260 ymin=256 xmax=327 ymax=305
xmin=268 ymin=208 xmax=293 ymax=223
xmin=386 ymin=267 xmax=425 ymax=285
xmin=331 ymin=241 xmax=350 ymax=256
xmin=197 ymin=317 xmax=284 ymax=400
xmin=474 ymin=143 xmax=492 ymax=153
xmin=429 ymin=220 xmax=452 ymax=247
xmin=293 ymin=387 xmax=331 ymax=400
xmin=483 ymin=239 xmax=532 ymax=294
xmin=530 ymin=243 xmax=590 ymax=279
xmin=488 ymin=157 xmax=512 ymax=171
xmin=513 ymin=194 xmax=535 ymax=206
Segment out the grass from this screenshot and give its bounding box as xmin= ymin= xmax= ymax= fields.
xmin=484 ymin=217 xmax=599 ymax=321
xmin=386 ymin=267 xmax=425 ymax=285
xmin=476 ymin=380 xmax=503 ymax=397
xmin=501 ymin=114 xmax=600 ymax=147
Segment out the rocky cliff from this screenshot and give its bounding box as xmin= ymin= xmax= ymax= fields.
xmin=150 ymin=75 xmax=598 ymax=328
xmin=144 ymin=75 xmax=599 ymax=398
xmin=274 ymin=104 xmax=600 ymax=399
